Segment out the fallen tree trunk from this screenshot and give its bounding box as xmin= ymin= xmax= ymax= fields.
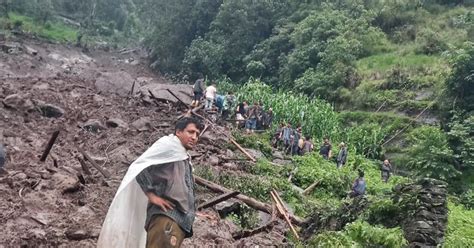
xmin=194 ymin=176 xmax=303 ymax=226
xmin=197 ymin=191 xmax=240 ymax=210
xmin=232 ymin=220 xmax=275 ymax=240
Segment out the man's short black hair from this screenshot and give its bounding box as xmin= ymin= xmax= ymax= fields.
xmin=358 ymin=169 xmax=364 ymax=178
xmin=175 ymin=117 xmax=204 ymax=134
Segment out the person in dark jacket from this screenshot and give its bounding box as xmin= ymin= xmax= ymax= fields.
xmin=191 ymin=74 xmax=205 ymax=107
xmin=261 ymin=108 xmax=274 ymax=130
xmin=319 ymin=137 xmax=332 ymax=159
xmin=336 ymin=142 xmax=348 ymax=168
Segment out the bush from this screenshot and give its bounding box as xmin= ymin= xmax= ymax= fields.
xmin=292 ymin=153 xmax=352 ymax=197
xmin=445 ymin=202 xmax=474 ymax=247
xmin=345 ymin=220 xmax=407 ymax=248
xmin=415 ymin=28 xmax=448 ymax=54
xmin=405 ymin=126 xmax=458 ymax=180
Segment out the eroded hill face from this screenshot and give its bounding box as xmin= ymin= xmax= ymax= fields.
xmin=0 ymin=38 xmax=291 ymax=247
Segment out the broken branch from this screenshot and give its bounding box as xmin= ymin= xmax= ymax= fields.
xmin=232 ymin=221 xmax=275 ymax=240
xmin=166 ymin=89 xmax=189 ymax=108
xmin=77 ymin=147 xmax=111 ymax=178
xmin=230 ymin=139 xmax=256 ymax=162
xmin=197 ymin=191 xmax=240 ymax=210
xmin=194 ymin=176 xmax=303 ymax=226
xmin=271 ymin=190 xmax=299 ymax=239
xmin=77 ymin=156 xmax=91 ymax=175
xmin=40 ymin=130 xmax=60 ymax=162
xmin=302 ymin=181 xmax=320 ymax=195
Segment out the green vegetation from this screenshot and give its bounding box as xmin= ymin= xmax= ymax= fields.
xmin=3 ymin=0 xmax=474 ymax=246
xmin=0 ymin=13 xmax=77 ymax=42
xmin=445 ymin=202 xmax=474 ymax=247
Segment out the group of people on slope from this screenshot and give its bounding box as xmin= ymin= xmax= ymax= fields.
xmin=191 ymin=75 xmax=274 ymax=133
xmin=271 ymin=123 xmax=349 ymax=166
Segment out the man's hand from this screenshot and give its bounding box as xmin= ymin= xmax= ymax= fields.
xmin=146 ymin=192 xmax=175 ymax=212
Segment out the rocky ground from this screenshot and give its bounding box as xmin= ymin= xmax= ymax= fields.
xmin=0 ymin=37 xmax=291 ymax=247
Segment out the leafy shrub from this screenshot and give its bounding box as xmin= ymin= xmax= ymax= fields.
xmin=363 ymin=198 xmax=402 ymax=227
xmin=345 ymin=220 xmax=408 ymax=248
xmin=292 ymin=153 xmax=352 ymax=197
xmin=307 ymin=231 xmax=354 ymax=247
xmin=233 ymin=131 xmax=273 ymax=158
xmin=307 ymin=221 xmax=407 ymax=248
xmin=445 ymin=202 xmax=474 ymax=247
xmin=415 ymin=28 xmax=448 ymax=54
xmin=405 ymin=126 xmax=458 ymax=180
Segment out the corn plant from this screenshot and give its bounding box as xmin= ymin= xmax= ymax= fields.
xmin=236 ymin=79 xmax=341 ymax=141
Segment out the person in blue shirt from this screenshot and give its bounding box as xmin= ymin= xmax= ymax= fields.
xmin=350 ymin=170 xmax=366 ymax=198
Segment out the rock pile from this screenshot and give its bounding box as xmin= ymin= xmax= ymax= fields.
xmin=393 ymin=178 xmax=448 ymax=247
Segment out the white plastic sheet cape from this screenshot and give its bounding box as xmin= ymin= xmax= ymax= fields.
xmin=97 ymin=134 xmax=188 ymax=248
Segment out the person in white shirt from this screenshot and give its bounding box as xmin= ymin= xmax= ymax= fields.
xmin=204 ymin=84 xmax=217 ymax=110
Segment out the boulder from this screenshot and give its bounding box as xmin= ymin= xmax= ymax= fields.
xmin=215 ymin=200 xmax=241 ymax=218
xmin=105 ymin=118 xmax=128 ymax=129
xmin=132 ymin=117 xmax=152 ymax=131
xmin=95 ymin=71 xmax=134 ymax=96
xmin=82 ymin=119 xmax=106 ymax=133
xmin=2 ymin=94 xmax=34 ymax=111
xmin=272 ymin=150 xmax=284 ymax=160
xmin=244 ymin=148 xmax=265 ymax=160
xmin=51 ymin=173 xmax=80 ymax=194
xmin=208 ymin=156 xmax=219 ymax=166
xmin=38 ymin=103 xmax=65 ymax=118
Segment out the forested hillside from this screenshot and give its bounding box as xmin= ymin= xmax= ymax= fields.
xmin=1 ymin=0 xmax=473 ymax=247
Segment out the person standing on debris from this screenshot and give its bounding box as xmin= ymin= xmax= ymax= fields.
xmin=191 ymin=74 xmax=205 ymax=107
xmin=261 ymin=108 xmax=274 ymax=130
xmin=222 ymin=91 xmax=236 ymax=120
xmin=245 ymin=101 xmax=261 ymax=133
xmin=319 ymin=137 xmax=332 ymax=160
xmin=349 ymin=170 xmax=366 ymax=198
xmin=380 ymin=159 xmax=392 ymax=183
xmin=292 ymin=127 xmax=302 ymax=155
xmin=301 ymin=136 xmax=314 ymax=155
xmin=98 ymin=117 xmax=203 ymax=248
xmin=272 ymin=122 xmax=285 ymax=148
xmin=282 ymin=122 xmax=293 ymax=153
xmin=235 ymin=101 xmax=248 ymax=128
xmin=336 ymin=142 xmax=348 ymax=169
xmin=204 ymin=83 xmax=217 ymax=110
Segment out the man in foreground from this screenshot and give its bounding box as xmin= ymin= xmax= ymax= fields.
xmin=98 ymin=117 xmax=203 ymax=248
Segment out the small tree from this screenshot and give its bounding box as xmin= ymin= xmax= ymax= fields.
xmin=406 ymin=126 xmax=458 ymax=181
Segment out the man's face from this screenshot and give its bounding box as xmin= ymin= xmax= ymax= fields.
xmin=176 ymin=123 xmax=200 ymax=150
xmin=384 ymin=160 xmax=389 ymax=165
xmin=324 ymin=138 xmax=329 ymax=144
